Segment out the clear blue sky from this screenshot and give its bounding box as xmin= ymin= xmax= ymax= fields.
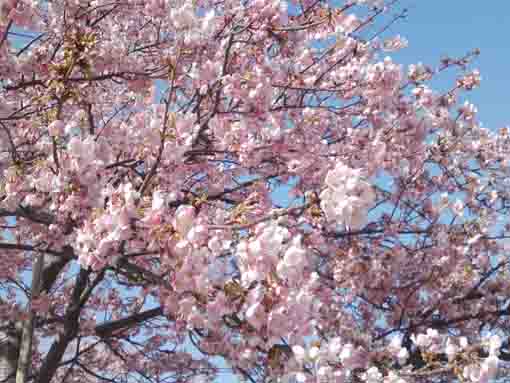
xmin=391 ymin=1 xmax=509 ymax=131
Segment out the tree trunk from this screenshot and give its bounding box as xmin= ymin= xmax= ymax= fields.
xmin=0 ymin=324 xmax=22 ymax=383
xmin=16 ymin=252 xmax=44 ymax=383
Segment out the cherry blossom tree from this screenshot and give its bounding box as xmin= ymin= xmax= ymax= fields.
xmin=1 ymin=0 xmax=510 ymax=382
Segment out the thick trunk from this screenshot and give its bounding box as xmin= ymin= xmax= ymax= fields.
xmin=35 ymin=268 xmax=95 ymax=383
xmin=16 ymin=253 xmax=44 ymax=383
xmin=0 ymin=325 xmax=22 ymax=383
xmin=0 ymin=250 xmax=72 ymax=383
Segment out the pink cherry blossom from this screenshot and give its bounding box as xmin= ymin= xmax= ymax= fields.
xmin=0 ymin=1 xmax=507 ymax=382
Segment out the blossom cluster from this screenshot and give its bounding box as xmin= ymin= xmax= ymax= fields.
xmin=1 ymin=0 xmax=510 ymax=383
xmin=319 ymin=162 xmax=376 ymax=229
xmin=275 ymin=331 xmax=503 ymax=383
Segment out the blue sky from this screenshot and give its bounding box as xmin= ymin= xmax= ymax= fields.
xmin=391 ymin=1 xmax=510 ymax=131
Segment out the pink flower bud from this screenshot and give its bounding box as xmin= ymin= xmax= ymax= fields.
xmin=48 ymin=120 xmax=65 ymax=136
xmin=174 ymin=205 xmax=195 ymax=237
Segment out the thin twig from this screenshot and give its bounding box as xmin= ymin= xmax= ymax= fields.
xmin=0 ymin=20 xmax=13 ymax=50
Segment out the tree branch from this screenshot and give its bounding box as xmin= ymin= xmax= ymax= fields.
xmin=0 ymin=20 xmax=13 ymax=50
xmin=34 ymin=268 xmax=92 ymax=383
xmin=94 ymin=307 xmax=165 ymax=338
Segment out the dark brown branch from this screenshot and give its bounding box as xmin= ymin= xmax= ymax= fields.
xmin=35 ymin=268 xmax=93 ymax=383
xmin=0 ymin=206 xmax=54 ymax=225
xmin=95 ymin=307 xmax=165 ymax=338
xmin=16 ymin=32 xmax=45 ymax=57
xmin=0 ymin=20 xmax=13 ymax=50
